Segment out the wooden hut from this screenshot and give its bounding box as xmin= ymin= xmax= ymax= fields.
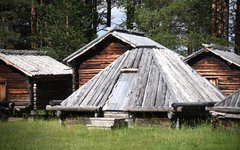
xmin=63 ymin=28 xmax=168 ymax=91
xmin=0 ymin=49 xmax=72 ymax=111
xmin=206 ymin=89 xmax=240 ymax=128
xmin=185 ymin=44 xmax=240 ymax=95
xmin=47 ymin=47 xmax=225 ymax=127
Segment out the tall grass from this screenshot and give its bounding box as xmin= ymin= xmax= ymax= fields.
xmin=0 ymin=120 xmax=239 ymax=150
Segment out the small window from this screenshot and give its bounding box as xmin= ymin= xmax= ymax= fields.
xmin=207 ymin=78 xmax=218 ymax=86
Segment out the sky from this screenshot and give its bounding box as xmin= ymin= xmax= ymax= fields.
xmin=97 ymin=6 xmax=126 ymax=36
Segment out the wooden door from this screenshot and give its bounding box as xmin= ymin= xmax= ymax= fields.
xmin=0 ymin=81 xmax=6 ymax=101
xmin=103 ymin=72 xmax=137 ymax=111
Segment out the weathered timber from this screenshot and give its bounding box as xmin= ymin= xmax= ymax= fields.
xmin=64 ymin=28 xmax=164 ymax=88
xmin=77 ymin=39 xmax=128 ymax=86
xmin=49 ymin=100 xmax=63 ymax=106
xmin=87 ymin=117 xmax=127 ymax=129
xmin=207 ymin=90 xmax=240 ymax=119
xmin=46 ymin=105 xmax=99 ymax=112
xmin=127 ymin=107 xmax=172 ymax=112
xmin=0 ymin=50 xmax=72 ymax=111
xmin=207 ymin=107 xmax=240 ymax=113
xmin=185 ymin=44 xmax=240 ymax=95
xmin=55 ymin=48 xmax=224 ymax=119
xmin=172 ymin=102 xmax=216 ymax=108
xmin=0 ymin=101 xmax=14 ymax=109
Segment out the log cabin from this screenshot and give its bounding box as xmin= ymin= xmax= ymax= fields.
xmin=63 ymin=28 xmax=168 ymax=91
xmin=48 ymin=47 xmax=225 ymax=127
xmin=0 ymin=49 xmax=72 ymax=111
xmin=185 ymin=44 xmax=240 ymax=95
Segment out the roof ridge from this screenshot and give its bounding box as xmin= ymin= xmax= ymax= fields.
xmin=202 ymin=43 xmax=233 ymax=52
xmin=109 ymin=27 xmax=145 ymax=36
xmin=0 ymin=49 xmax=47 ymax=56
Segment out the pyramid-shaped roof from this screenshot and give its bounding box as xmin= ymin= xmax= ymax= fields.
xmin=48 ymin=47 xmax=225 ymax=112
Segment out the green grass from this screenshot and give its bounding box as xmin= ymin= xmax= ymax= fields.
xmin=0 ymin=120 xmax=239 ymax=150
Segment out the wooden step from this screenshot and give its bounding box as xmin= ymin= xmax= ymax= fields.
xmin=87 ymin=117 xmax=127 ymax=129
xmin=104 ymin=111 xmax=129 ymax=118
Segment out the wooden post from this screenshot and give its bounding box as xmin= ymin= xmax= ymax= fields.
xmin=72 ymin=61 xmax=79 ymax=92
xmin=33 ymin=82 xmax=37 ymax=110
xmin=56 ymin=110 xmax=65 ymax=125
xmin=175 ymin=117 xmax=181 ymax=129
xmin=28 ymin=79 xmax=33 ymax=109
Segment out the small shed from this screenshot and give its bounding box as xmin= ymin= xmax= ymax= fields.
xmin=63 ymin=28 xmax=168 ymax=91
xmin=185 ymin=44 xmax=240 ymax=95
xmin=48 ymin=47 xmax=225 ymax=124
xmin=0 ymin=49 xmax=72 ymax=111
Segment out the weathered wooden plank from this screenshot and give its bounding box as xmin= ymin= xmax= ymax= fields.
xmin=80 ymin=52 xmax=129 ymax=106
xmin=209 ymin=107 xmax=240 ymax=113
xmin=127 ymin=49 xmax=151 ymax=108
xmin=230 ymin=93 xmax=239 ymax=107
xmin=46 ymin=105 xmax=98 ymax=112
xmin=155 ymin=75 xmax=165 ymax=106
xmin=132 ymin=49 xmax=143 ymax=68
xmin=92 ymin=52 xmax=130 ymax=107
xmin=196 ymin=72 xmax=240 ymax=76
xmin=127 ymin=106 xmax=172 ymax=112
xmin=8 ymin=89 xmax=29 ymax=94
xmin=142 ymin=63 xmax=159 ymax=107
xmin=127 ymin=49 xmax=149 ymax=108
xmin=188 ymin=53 xmax=240 ymax=94
xmin=126 ymin=49 xmax=138 ymax=68
xmin=77 ymin=40 xmax=128 ymax=85
xmin=104 ymin=72 xmax=137 ymax=111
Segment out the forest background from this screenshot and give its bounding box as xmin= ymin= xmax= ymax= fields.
xmin=0 ymin=0 xmax=239 ymax=61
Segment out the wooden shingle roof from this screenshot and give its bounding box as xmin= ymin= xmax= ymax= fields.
xmin=48 ymin=47 xmax=225 ymax=112
xmin=0 ymin=49 xmax=72 ymax=77
xmin=184 ymin=44 xmax=240 ymax=67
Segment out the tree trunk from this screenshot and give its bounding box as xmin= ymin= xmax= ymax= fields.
xmin=223 ymin=0 xmax=229 ymax=40
xmin=92 ymin=0 xmax=98 ymax=37
xmin=235 ymin=0 xmax=240 ymax=55
xmin=106 ymin=0 xmax=111 ymax=27
xmin=30 ymin=1 xmax=37 ymax=49
xmin=65 ymin=15 xmax=69 ymax=36
xmin=126 ymin=0 xmax=135 ymax=29
xmin=211 ymin=0 xmax=217 ymax=36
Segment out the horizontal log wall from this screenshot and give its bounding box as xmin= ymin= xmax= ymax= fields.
xmin=78 ymin=38 xmax=129 ymax=86
xmin=190 ymin=55 xmax=240 ymax=95
xmin=0 ymin=61 xmax=31 ymax=106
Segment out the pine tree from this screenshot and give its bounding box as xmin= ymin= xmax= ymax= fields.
xmin=235 ymin=0 xmax=240 ymax=55
xmin=36 ymin=0 xmax=98 ymax=61
xmin=0 ymin=0 xmax=31 ymax=49
xmin=133 ymin=0 xmax=229 ymax=55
